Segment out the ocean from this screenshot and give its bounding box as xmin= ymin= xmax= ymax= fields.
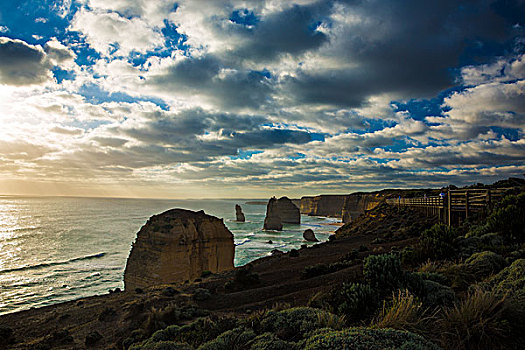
xmin=0 ymin=196 xmax=338 ymax=315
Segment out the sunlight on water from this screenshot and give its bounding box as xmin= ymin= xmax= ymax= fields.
xmin=0 ymin=197 xmax=338 ymax=315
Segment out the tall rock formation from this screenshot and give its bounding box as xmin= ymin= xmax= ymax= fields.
xmin=300 ymin=195 xmax=348 ymax=217
xmin=124 ymin=209 xmax=234 ymax=290
xmin=263 ymin=196 xmax=300 ymax=230
xmin=235 ymin=204 xmax=245 ymax=222
xmin=341 ymin=194 xmax=383 ymax=223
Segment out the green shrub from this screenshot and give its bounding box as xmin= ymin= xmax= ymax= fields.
xmin=132 ymin=341 xmax=192 ymax=350
xmin=419 ymin=224 xmax=457 ymax=260
xmin=258 ymin=307 xmax=340 ymax=342
xmin=332 ymin=283 xmax=379 ymax=321
xmin=486 ymin=193 xmax=525 ymax=242
xmin=364 ymin=254 xmax=405 ymax=292
xmin=226 ymin=265 xmax=260 ymax=291
xmin=136 ymin=316 xmax=239 ymax=349
xmin=248 ymin=333 xmax=297 ymax=350
xmin=302 ymin=327 xmax=441 ymax=350
xmin=197 ymin=327 xmax=255 ymax=350
xmin=405 ymin=273 xmax=455 ymax=308
xmin=468 ymin=193 xmax=525 ymax=243
xmin=484 ymin=259 xmax=525 ymax=302
xmin=464 ymin=251 xmax=506 ymax=279
xmin=193 ymin=288 xmax=211 ymax=301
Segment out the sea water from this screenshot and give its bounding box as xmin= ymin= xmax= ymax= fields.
xmin=0 ymin=196 xmax=339 ymax=315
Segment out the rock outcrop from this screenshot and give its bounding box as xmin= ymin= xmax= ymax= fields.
xmin=341 ymin=194 xmax=383 ymax=223
xmin=303 ymin=229 xmax=319 ymax=242
xmin=263 ymin=196 xmax=300 ymax=230
xmin=235 ymin=204 xmax=245 ymax=222
xmin=300 ymin=195 xmax=348 ymax=217
xmin=124 ymin=209 xmax=234 ymax=290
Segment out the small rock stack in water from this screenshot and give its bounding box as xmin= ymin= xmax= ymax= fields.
xmin=235 ymin=204 xmax=245 ymax=222
xmin=124 ymin=209 xmax=234 ymax=290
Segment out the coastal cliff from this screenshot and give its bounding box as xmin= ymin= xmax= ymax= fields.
xmin=341 ymin=193 xmax=383 ymax=223
xmin=124 ymin=209 xmax=234 ymax=290
xmin=300 ymin=195 xmax=348 ymax=217
xmin=264 ymin=196 xmax=300 ymax=230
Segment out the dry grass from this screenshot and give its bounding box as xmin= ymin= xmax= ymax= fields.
xmin=439 ymin=288 xmax=512 ymax=350
xmin=372 ymin=289 xmax=437 ymax=338
xmin=418 ymin=260 xmax=441 ymax=273
xmin=316 ymin=310 xmax=347 ymax=330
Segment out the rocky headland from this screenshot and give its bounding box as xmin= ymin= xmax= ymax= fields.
xmin=124 ymin=209 xmax=234 ymax=291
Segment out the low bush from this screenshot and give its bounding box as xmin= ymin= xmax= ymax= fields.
xmin=302 ymin=327 xmax=441 ymax=350
xmin=332 ymin=283 xmax=380 ymax=322
xmin=405 ymin=273 xmax=455 ymax=308
xmin=258 ymin=307 xmax=341 ymax=342
xmin=419 ymin=224 xmax=457 ymax=260
xmin=486 ymin=193 xmax=525 ymax=242
xmin=197 ymin=327 xmax=255 ymax=350
xmin=464 ymin=251 xmax=506 ymax=279
xmin=483 ymin=258 xmax=525 ymax=302
xmin=467 ymin=193 xmax=525 ymax=243
xmin=226 ymin=265 xmax=260 ymax=291
xmin=364 ymin=253 xmax=405 ymax=292
xmin=132 ymin=341 xmax=192 ymax=350
xmin=248 ymin=332 xmax=297 ymax=350
xmin=134 ymin=316 xmax=239 ymax=349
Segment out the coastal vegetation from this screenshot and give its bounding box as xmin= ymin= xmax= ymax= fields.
xmin=124 ymin=190 xmax=525 ymax=350
xmin=1 ymin=183 xmax=523 ymax=349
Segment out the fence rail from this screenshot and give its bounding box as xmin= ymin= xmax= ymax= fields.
xmin=386 ymin=188 xmax=513 ymax=226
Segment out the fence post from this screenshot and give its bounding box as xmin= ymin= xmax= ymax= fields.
xmin=447 ymin=190 xmax=452 ymax=227
xmin=465 ymin=190 xmax=469 ymax=220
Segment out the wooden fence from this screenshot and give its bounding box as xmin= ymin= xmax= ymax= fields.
xmin=386 ymin=188 xmax=512 ymax=226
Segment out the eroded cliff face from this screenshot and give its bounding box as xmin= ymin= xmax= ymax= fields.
xmin=300 ymin=195 xmax=348 ymax=217
xmin=263 ymin=196 xmax=300 ymax=230
xmin=341 ymin=194 xmax=383 ymax=223
xmin=124 ymin=209 xmax=234 ymax=290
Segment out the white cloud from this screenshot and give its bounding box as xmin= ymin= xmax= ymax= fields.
xmin=69 ymin=8 xmax=164 ymax=56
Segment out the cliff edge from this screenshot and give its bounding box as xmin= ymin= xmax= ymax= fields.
xmin=124 ymin=209 xmax=234 ymax=290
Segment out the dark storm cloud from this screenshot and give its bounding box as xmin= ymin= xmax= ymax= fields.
xmin=149 ymin=56 xmax=273 ymax=108
xmin=99 ymin=108 xmax=320 ymax=165
xmin=0 ymin=37 xmax=52 ymax=85
xmin=281 ymin=0 xmax=514 ymax=107
xmin=228 ymin=2 xmax=329 ymax=62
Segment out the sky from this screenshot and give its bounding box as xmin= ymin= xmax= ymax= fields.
xmin=0 ymin=0 xmax=524 ymax=199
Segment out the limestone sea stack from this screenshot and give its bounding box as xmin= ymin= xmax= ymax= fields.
xmin=263 ymin=196 xmax=300 ymax=230
xmin=303 ymin=229 xmax=319 ymax=242
xmin=235 ymin=204 xmax=246 ymax=222
xmin=124 ymin=209 xmax=234 ymax=290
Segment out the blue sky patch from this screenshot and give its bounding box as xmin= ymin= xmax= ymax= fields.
xmin=230 ymin=9 xmax=259 ymax=26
